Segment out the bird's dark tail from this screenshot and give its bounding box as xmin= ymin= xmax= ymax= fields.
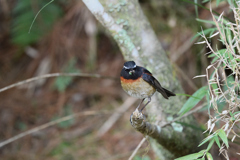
xmin=151 ymin=78 xmax=176 ymax=99
xmin=156 ymin=87 xmax=175 ymax=99
xmin=163 ymin=88 xmax=176 ymax=97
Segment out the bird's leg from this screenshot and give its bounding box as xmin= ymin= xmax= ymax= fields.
xmin=140 ymin=97 xmax=151 ymax=112
xmin=136 ymin=98 xmax=145 ymax=110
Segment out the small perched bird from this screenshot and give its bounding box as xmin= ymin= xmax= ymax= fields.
xmin=120 ymin=61 xmax=176 ymax=111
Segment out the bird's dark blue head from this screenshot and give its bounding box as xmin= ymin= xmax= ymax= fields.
xmin=123 ymin=61 xmax=137 ymax=76
xmin=123 ymin=61 xmax=136 ymax=70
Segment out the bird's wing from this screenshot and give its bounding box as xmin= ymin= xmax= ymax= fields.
xmin=141 ymin=72 xmax=169 ymax=99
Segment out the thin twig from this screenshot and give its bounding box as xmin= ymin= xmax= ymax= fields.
xmin=0 ymin=110 xmax=110 ymax=148
xmin=97 ymin=97 xmax=137 ymax=137
xmin=128 ymin=136 xmax=148 ymax=160
xmin=0 ymin=72 xmax=117 ymax=93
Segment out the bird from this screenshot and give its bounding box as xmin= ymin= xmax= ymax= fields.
xmin=120 ymin=61 xmax=176 ymax=112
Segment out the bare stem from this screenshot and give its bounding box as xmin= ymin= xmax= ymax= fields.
xmin=0 ymin=110 xmax=110 ymax=148
xmin=0 ymin=72 xmax=117 ymax=93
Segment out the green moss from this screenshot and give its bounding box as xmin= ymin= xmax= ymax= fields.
xmin=113 ymin=29 xmax=135 ymax=54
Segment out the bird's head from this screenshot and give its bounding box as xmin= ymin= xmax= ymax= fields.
xmin=123 ymin=61 xmax=136 ymax=75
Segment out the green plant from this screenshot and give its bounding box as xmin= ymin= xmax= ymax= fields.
xmin=134 ymin=155 xmax=151 ymax=160
xmin=52 ymin=105 xmax=75 ymax=129
xmin=11 ymin=0 xmax=63 ymax=46
xmin=54 ymin=58 xmax=80 ymax=92
xmin=177 ymin=1 xmax=240 ymax=159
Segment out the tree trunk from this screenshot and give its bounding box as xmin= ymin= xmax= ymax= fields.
xmin=82 ymin=0 xmax=203 ymax=159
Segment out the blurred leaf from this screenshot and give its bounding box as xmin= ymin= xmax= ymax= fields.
xmin=226 ymin=25 xmax=233 ymax=46
xmin=194 ymin=0 xmax=198 ymax=17
xmin=208 ymin=53 xmax=216 ymax=58
xmin=232 ymin=111 xmax=240 ymax=117
xmin=54 ymin=77 xmax=70 ymax=92
xmin=192 ymin=28 xmax=217 ymax=40
xmin=58 ymin=106 xmax=75 ymax=128
xmin=216 ymin=0 xmax=224 ymax=6
xmin=210 ymin=49 xmax=228 ymax=64
xmin=206 ymin=152 xmax=213 ymax=160
xmin=202 ymin=0 xmax=210 ymax=3
xmin=50 ymin=141 xmax=72 ymax=156
xmin=216 ymin=49 xmax=227 ymax=56
xmin=211 ymin=55 xmax=219 ymax=63
xmin=175 ymin=150 xmax=205 ymax=160
xmin=52 ymin=105 xmax=75 ymax=129
xmin=203 ymin=91 xmax=211 ymax=114
xmin=54 ymin=58 xmax=80 ymax=92
xmin=223 ymin=51 xmax=234 ymax=67
xmin=216 ymin=98 xmax=226 ymax=113
xmin=16 ymin=121 xmax=27 ymax=130
xmin=214 ymin=135 xmax=221 ymax=148
xmin=218 ymin=129 xmax=229 ymax=148
xmin=225 ymin=75 xmax=234 ymax=88
xmin=11 ymin=0 xmax=63 ymax=46
xmin=134 ymin=156 xmax=151 ymax=160
xmin=206 ymin=139 xmax=214 ymax=151
xmin=229 ymin=112 xmax=235 ymax=121
xmin=179 ymin=86 xmax=208 ymax=116
xmin=196 ymin=18 xmax=216 ymax=25
xmin=213 ymin=15 xmax=230 ymax=26
xmin=198 ymin=134 xmax=214 ymax=147
xmin=208 ymin=70 xmax=219 ymax=96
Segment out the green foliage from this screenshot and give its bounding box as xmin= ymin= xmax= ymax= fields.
xmin=194 ymin=12 xmax=233 ymax=42
xmin=175 ymin=149 xmax=215 ymax=160
xmin=202 ymin=0 xmax=237 ymax=7
xmin=54 ymin=58 xmax=80 ymax=92
xmin=179 ymin=1 xmax=240 ymax=158
xmin=218 ymin=129 xmax=229 ymax=148
xmin=52 ymin=105 xmax=75 ymax=129
xmin=177 ymin=152 xmax=214 ymax=160
xmin=178 ymin=86 xmax=208 ymax=116
xmin=11 ymin=0 xmax=63 ymax=46
xmin=198 ymin=134 xmax=214 ymax=148
xmin=16 ymin=121 xmax=27 ymax=130
xmin=198 ymin=129 xmax=229 ymax=149
xmin=202 ymin=0 xmax=225 ymax=6
xmin=50 ymin=141 xmax=74 ymax=156
xmin=206 ymin=152 xmax=213 ymax=160
xmin=134 ymin=155 xmax=151 ymax=160
xmin=175 ymin=150 xmax=205 ymax=160
xmin=192 ymin=27 xmax=217 ymax=40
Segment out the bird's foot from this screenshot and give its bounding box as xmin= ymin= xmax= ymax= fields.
xmin=130 ymin=108 xmax=146 ymax=124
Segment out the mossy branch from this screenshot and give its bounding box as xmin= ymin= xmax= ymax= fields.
xmin=82 ymin=0 xmax=203 ymax=158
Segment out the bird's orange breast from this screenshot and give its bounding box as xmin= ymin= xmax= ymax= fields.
xmin=120 ymin=76 xmax=156 ymax=99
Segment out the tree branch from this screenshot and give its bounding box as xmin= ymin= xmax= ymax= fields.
xmin=130 ymin=104 xmax=205 ymax=157
xmin=82 ymin=0 xmax=203 ymax=158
